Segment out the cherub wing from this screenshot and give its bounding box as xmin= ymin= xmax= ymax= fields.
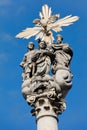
xmin=48 ymin=15 xmax=79 ymax=32
xmin=16 ymin=27 xmax=42 ymax=39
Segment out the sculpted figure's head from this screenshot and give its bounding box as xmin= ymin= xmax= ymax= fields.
xmin=56 ymin=34 xmax=63 ymax=44
xmin=27 ymin=42 xmax=34 ymax=50
xmin=39 ymin=41 xmax=47 ymax=50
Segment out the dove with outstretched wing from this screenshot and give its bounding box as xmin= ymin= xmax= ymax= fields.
xmin=16 ymin=4 xmax=79 ymax=44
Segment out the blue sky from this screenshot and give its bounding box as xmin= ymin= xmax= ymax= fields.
xmin=0 ymin=0 xmax=87 ymax=130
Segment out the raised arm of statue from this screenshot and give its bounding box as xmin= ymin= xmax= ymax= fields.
xmin=51 ymin=35 xmax=73 ymax=73
xmin=62 ymin=43 xmax=73 ymax=57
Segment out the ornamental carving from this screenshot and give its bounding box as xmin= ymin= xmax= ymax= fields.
xmin=16 ymin=5 xmax=79 ymax=117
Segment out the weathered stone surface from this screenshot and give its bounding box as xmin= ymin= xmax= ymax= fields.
xmin=16 ymin=5 xmax=79 ymax=44
xmin=16 ymin=4 xmax=78 ymax=130
xmin=20 ymin=34 xmax=73 ymax=118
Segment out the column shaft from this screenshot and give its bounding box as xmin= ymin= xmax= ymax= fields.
xmin=37 ymin=116 xmax=58 ymax=130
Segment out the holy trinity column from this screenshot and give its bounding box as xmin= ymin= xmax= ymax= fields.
xmin=16 ymin=4 xmax=79 ymax=130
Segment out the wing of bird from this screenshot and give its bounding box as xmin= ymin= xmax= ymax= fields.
xmin=48 ymin=15 xmax=79 ymax=32
xmin=42 ymin=4 xmax=50 ymax=21
xmin=16 ymin=27 xmax=42 ymax=39
xmin=39 ymin=12 xmax=43 ymax=19
xmin=39 ymin=4 xmax=52 ymax=22
xmin=48 ymin=14 xmax=59 ymax=24
xmin=35 ymin=30 xmax=44 ymax=40
xmin=33 ymin=19 xmax=41 ymax=26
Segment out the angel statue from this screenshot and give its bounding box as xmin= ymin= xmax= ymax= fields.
xmin=16 ymin=4 xmax=79 ymax=44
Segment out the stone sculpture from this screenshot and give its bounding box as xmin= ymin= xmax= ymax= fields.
xmin=16 ymin=4 xmax=79 ymax=130
xmin=16 ymin=5 xmax=79 ymax=44
xmin=20 ymin=34 xmax=73 ymax=113
xmin=20 ymin=42 xmax=36 ymax=80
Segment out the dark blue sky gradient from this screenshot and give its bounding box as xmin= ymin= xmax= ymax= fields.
xmin=0 ymin=0 xmax=87 ymax=130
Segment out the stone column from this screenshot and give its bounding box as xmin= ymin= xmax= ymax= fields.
xmin=37 ymin=115 xmax=58 ymax=130
xmin=36 ymin=98 xmax=58 ymax=130
xmin=19 ymin=28 xmax=73 ymax=130
xmin=26 ymin=88 xmax=66 ymax=130
xmin=16 ymin=4 xmax=79 ymax=129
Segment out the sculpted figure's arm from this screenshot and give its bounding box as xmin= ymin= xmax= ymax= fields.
xmin=20 ymin=55 xmax=27 ymax=68
xmin=31 ymin=52 xmax=40 ymax=62
xmin=62 ymin=43 xmax=73 ymax=57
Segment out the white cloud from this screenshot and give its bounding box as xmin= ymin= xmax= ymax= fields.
xmin=3 ymin=33 xmax=14 ymax=41
xmin=16 ymin=6 xmax=26 ymax=15
xmin=0 ymin=0 xmax=12 ymax=6
xmin=0 ymin=53 xmax=8 ymax=63
xmin=0 ymin=0 xmax=12 ymax=16
xmin=0 ymin=32 xmax=14 ymax=42
xmin=0 ymin=1 xmax=26 ymax=17
xmin=0 ymin=32 xmax=19 ymax=49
